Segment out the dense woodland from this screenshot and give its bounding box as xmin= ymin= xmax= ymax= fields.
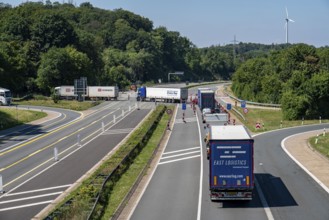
xmin=0 ymin=1 xmax=328 ymax=119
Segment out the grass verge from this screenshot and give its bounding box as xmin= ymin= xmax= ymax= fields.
xmin=0 ymin=108 xmax=47 ymax=130
xmin=13 ymin=99 xmax=101 ymax=111
xmin=233 ymin=107 xmax=328 ymax=133
xmin=309 ymin=133 xmax=329 ymax=159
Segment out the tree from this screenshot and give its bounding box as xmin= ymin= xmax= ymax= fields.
xmin=36 ymin=46 xmax=91 ymax=93
xmin=31 ymin=13 xmax=77 ymax=52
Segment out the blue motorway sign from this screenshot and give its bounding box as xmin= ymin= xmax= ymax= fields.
xmin=227 ymin=103 xmax=232 ymax=110
xmin=241 ymin=100 xmax=246 ymax=108
xmin=182 ymin=103 xmax=186 ymax=110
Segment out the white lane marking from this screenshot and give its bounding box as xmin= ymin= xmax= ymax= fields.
xmin=158 ymin=155 xmax=200 ymax=165
xmin=161 ymin=151 xmax=200 ymax=160
xmin=126 ymin=104 xmax=179 ymax=219
xmin=0 ymin=106 xmax=137 ymax=196
xmin=0 ymin=200 xmax=53 ymax=212
xmin=163 ymin=146 xmax=200 ymax=155
xmin=255 ymin=178 xmax=274 ymax=220
xmin=196 ymin=110 xmax=203 ymax=220
xmin=282 ymin=132 xmax=329 ymax=194
xmin=102 ymin=128 xmax=134 ymax=135
xmin=0 ymin=192 xmax=61 ymax=204
xmin=5 ymin=184 xmax=71 ymax=197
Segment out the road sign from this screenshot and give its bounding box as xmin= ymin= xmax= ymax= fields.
xmin=241 ymin=100 xmax=246 ymax=108
xmin=182 ymin=103 xmax=186 ymax=110
xmin=227 ymin=103 xmax=232 ymax=110
xmin=256 ymin=122 xmax=261 ymax=129
xmin=243 ymin=108 xmax=248 ymax=114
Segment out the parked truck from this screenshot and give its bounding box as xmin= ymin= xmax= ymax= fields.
xmin=0 ymin=87 xmax=12 ymax=105
xmin=54 ymin=86 xmax=118 ymax=100
xmin=137 ymin=87 xmax=188 ymax=103
xmin=198 ymin=89 xmax=215 ymax=111
xmin=205 ymin=125 xmax=254 ymax=200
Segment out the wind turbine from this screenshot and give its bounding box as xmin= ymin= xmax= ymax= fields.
xmin=285 ymin=7 xmax=295 ymax=44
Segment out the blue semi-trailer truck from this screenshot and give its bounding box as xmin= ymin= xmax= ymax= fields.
xmin=206 ymin=125 xmax=254 ymax=200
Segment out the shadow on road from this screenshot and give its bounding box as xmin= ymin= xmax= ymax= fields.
xmin=214 ymin=173 xmax=298 ymax=208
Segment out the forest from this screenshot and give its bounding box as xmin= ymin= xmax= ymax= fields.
xmin=0 ymin=1 xmax=328 ymax=119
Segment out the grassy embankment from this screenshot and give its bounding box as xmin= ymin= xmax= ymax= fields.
xmin=233 ymin=107 xmax=328 ymax=133
xmin=0 ymin=97 xmax=100 ymax=131
xmin=309 ymin=132 xmax=329 ymax=159
xmin=0 ymin=107 xmax=47 ymax=130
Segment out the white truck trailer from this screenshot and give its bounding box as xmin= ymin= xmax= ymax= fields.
xmin=87 ymin=86 xmax=118 ymax=100
xmin=137 ymin=87 xmax=188 ymax=103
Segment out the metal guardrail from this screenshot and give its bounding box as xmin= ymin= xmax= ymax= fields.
xmin=222 ymin=86 xmax=281 ymax=108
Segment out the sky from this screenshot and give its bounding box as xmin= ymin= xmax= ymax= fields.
xmin=3 ymin=0 xmax=329 ymax=48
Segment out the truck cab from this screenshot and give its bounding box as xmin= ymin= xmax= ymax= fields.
xmin=0 ymin=88 xmax=12 ymax=106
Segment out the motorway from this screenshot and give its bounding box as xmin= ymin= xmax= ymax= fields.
xmin=0 ymin=97 xmax=155 ymax=219
xmin=129 ymin=85 xmax=329 ymax=220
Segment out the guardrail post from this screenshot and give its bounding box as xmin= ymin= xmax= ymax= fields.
xmin=280 ymin=120 xmax=283 ymax=129
xmin=54 ymin=147 xmax=59 ymax=161
xmin=319 ymin=116 xmax=322 ymax=124
xmin=0 ymin=175 xmax=3 ymax=193
xmin=323 ymin=128 xmax=326 ymax=137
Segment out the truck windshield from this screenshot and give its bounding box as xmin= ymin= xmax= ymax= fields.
xmin=5 ymin=91 xmax=11 ymax=98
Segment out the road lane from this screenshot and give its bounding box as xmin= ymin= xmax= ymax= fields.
xmin=131 ymin=104 xmax=201 ymax=220
xmin=0 ymin=103 xmax=153 ymax=219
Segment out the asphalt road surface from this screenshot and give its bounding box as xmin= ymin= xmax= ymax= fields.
xmin=130 ymin=85 xmax=329 ymax=220
xmin=0 ymin=100 xmax=154 ymax=219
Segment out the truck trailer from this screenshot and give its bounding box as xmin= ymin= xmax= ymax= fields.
xmin=137 ymin=87 xmax=187 ymax=103
xmin=87 ymin=86 xmax=118 ymax=100
xmin=199 ymin=89 xmax=215 ymax=111
xmin=0 ymin=87 xmax=12 ymax=105
xmin=206 ymin=125 xmax=254 ymax=200
xmin=54 ymin=86 xmax=118 ymax=100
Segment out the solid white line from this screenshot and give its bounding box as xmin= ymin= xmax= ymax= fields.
xmin=0 ymin=200 xmax=53 ymax=212
xmin=158 ymin=155 xmax=200 ymax=165
xmin=196 ymin=109 xmax=203 ymax=220
xmin=282 ymin=132 xmax=329 ymax=194
xmin=5 ymin=184 xmax=71 ymax=197
xmin=255 ymin=178 xmax=274 ymax=220
xmin=162 ymin=146 xmax=200 ymax=155
xmin=161 ymin=151 xmax=200 ymax=160
xmin=0 ymin=192 xmax=61 ymax=204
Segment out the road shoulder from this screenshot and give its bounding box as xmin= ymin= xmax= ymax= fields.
xmin=283 ymin=130 xmax=329 ymax=192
